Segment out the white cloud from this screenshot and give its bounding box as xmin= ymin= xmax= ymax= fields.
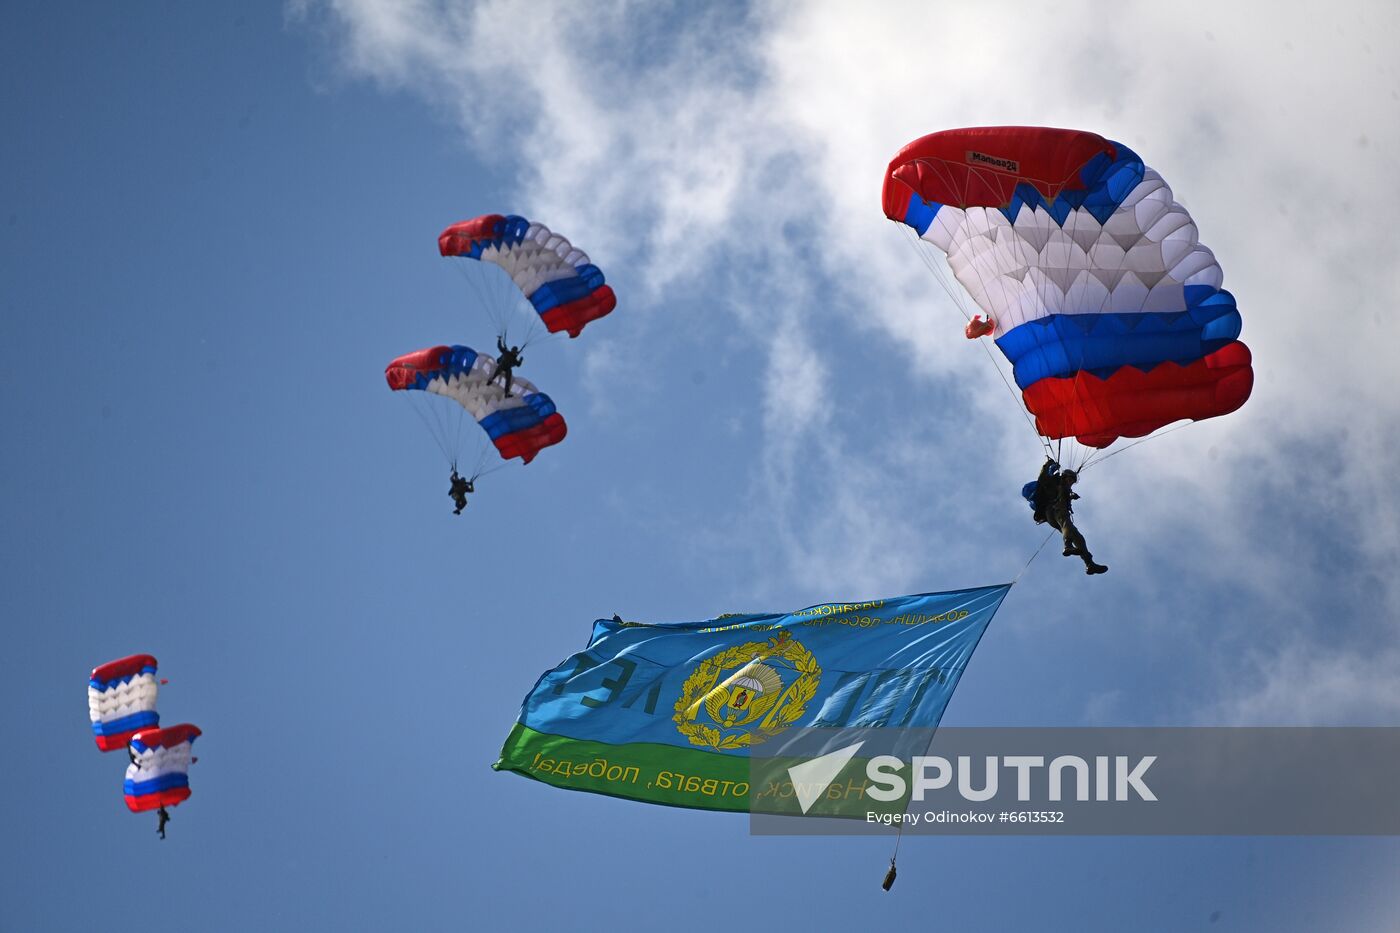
xmin=299 ymin=0 xmax=1400 ymax=717
xmin=1203 ymin=641 xmax=1400 ymax=725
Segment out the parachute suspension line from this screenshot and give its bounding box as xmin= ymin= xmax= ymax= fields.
xmin=497 ymin=258 xmax=527 ymax=344
xmin=407 ymin=395 xmax=454 ymax=465
xmin=471 ymin=459 xmax=510 ymax=484
xmin=456 ymin=261 xmax=555 ymax=357
xmin=428 ymin=394 xmax=460 ymax=465
xmin=407 ymin=394 xmax=526 ymax=483
xmin=476 ymin=435 xmax=490 ymax=476
xmin=1085 ymin=198 xmax=1130 ymax=468
xmin=1058 ymin=206 xmax=1087 ymax=470
xmin=413 ymin=390 xmax=477 ymax=474
xmin=493 ymin=261 xmax=526 ymax=347
xmin=1080 ymin=420 xmax=1193 ymax=472
xmin=494 ymin=255 xmax=551 ymax=352
xmin=898 ymin=225 xmax=1049 ymax=454
xmin=1064 ymin=179 xmax=1137 ymax=472
xmin=908 ymin=193 xmax=1055 ymax=460
xmin=455 ymin=262 xmax=506 ymax=341
xmin=412 ymin=395 xmax=440 ymax=460
xmin=1033 ymin=189 xmax=1112 ymax=470
xmin=451 ymin=396 xmax=467 ymax=466
xmin=459 ymin=261 xmax=521 ymax=349
xmin=516 ymin=305 xmax=547 ymax=354
xmin=972 ymin=325 xmax=1051 ymax=458
xmin=467 ymin=444 xmax=493 ymax=484
xmin=899 ymin=222 xmax=974 ymax=323
xmin=515 ymin=255 xmax=548 ymax=349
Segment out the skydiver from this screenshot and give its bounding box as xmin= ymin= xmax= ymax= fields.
xmin=491 ymin=336 xmax=524 ymax=396
xmin=449 ymin=470 xmax=474 ymax=515
xmin=1032 ymin=461 xmax=1107 ymax=575
xmin=157 ymin=806 xmax=170 ymax=840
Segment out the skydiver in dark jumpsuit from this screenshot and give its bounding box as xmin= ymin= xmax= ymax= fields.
xmin=448 ymin=470 xmax=474 ymax=515
xmin=1033 ymin=461 xmax=1108 ymax=575
xmin=157 ymin=805 xmax=170 ymax=839
xmin=491 ymin=337 xmax=524 ymax=397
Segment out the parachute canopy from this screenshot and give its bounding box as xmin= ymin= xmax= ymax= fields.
xmin=124 ymin=723 xmax=200 ymax=812
xmin=883 ymin=126 xmax=1252 ymax=448
xmin=385 ymin=344 xmax=567 ymax=464
xmin=439 ymin=214 xmax=616 ymax=338
xmin=88 ymin=654 xmax=159 ymax=752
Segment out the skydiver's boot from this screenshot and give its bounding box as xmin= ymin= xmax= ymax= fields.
xmin=1084 ymin=559 xmax=1108 ymax=575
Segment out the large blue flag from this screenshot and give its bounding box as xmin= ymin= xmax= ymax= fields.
xmin=495 ymin=584 xmax=1011 ymax=811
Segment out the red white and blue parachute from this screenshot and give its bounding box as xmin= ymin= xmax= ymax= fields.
xmin=883 ymin=127 xmax=1252 ymax=449
xmin=385 ymin=344 xmax=567 ymax=464
xmin=439 ymin=214 xmax=616 ymax=338
xmin=124 ymin=724 xmax=201 ymax=812
xmin=88 ymin=654 xmax=159 ymax=752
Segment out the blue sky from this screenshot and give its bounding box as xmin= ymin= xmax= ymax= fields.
xmin=3 ymin=2 xmax=1398 ymax=930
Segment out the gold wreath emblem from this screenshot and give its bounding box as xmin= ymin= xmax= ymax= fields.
xmin=673 ymin=631 xmax=821 ymax=749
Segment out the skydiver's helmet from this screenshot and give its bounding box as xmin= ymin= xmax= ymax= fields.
xmin=1061 ymin=470 xmax=1078 ymax=485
